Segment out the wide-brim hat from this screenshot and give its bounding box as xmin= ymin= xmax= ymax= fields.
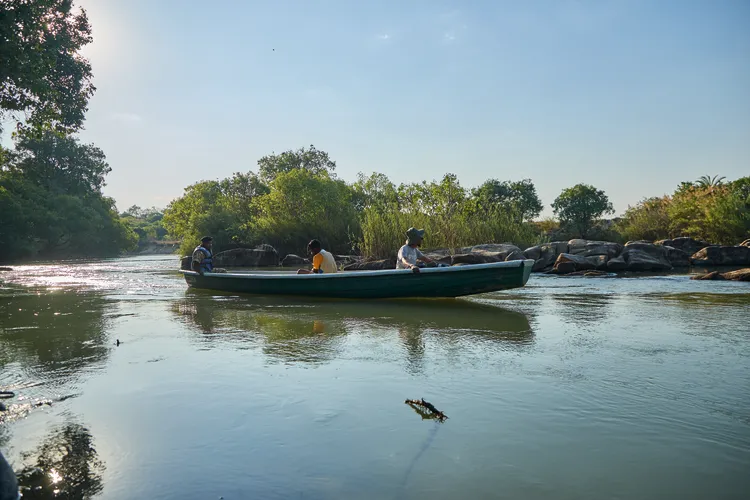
xmin=406 ymin=227 xmax=425 ymax=243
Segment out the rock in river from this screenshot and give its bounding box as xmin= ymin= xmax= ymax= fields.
xmin=618 ymin=242 xmax=673 ymax=272
xmin=663 ymin=246 xmax=691 ymax=267
xmin=524 ymin=241 xmax=568 ymax=271
xmin=655 ymin=237 xmax=712 ymax=256
xmin=567 ymin=239 xmax=623 ymax=258
xmin=343 ymin=258 xmax=396 ymax=271
xmin=504 ymin=250 xmax=526 ymax=261
xmin=451 ymin=253 xmax=501 ymax=265
xmin=690 ymin=246 xmax=750 ymax=267
xmin=213 ymin=245 xmax=280 ymax=267
xmin=692 ymin=268 xmax=750 ymax=281
xmin=551 ymin=253 xmax=608 ymax=273
xmin=280 ymin=254 xmax=310 ymax=267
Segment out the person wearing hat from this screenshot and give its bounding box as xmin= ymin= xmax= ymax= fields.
xmin=397 ymin=228 xmax=435 ymax=272
xmin=192 ymin=236 xmax=215 ymax=274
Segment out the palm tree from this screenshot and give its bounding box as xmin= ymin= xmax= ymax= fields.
xmin=696 ymin=175 xmax=726 ymax=188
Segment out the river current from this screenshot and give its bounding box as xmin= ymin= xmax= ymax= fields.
xmin=1 ymin=256 xmax=748 ymax=499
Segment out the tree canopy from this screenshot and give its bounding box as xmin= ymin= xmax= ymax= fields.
xmin=552 ymin=184 xmax=614 ymax=238
xmin=0 ymin=0 xmax=95 ymax=134
xmin=257 ymin=145 xmax=336 ymax=184
xmin=0 ymin=131 xmax=136 ymax=262
xmin=470 ymin=179 xmax=543 ymax=221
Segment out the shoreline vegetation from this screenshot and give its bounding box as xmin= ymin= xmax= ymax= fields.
xmin=2 ymin=143 xmax=749 ymax=269
xmin=0 ymin=3 xmax=748 ymax=270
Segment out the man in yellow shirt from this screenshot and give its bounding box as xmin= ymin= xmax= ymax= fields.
xmin=297 ymin=239 xmax=338 ymax=274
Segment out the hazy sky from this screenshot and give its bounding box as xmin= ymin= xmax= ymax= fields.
xmin=43 ymin=1 xmax=750 ymax=215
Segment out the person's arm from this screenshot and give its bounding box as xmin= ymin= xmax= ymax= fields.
xmin=416 ymin=249 xmax=433 ymax=264
xmin=192 ymin=251 xmax=204 ymax=274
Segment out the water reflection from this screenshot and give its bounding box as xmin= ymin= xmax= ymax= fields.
xmin=14 ymin=422 xmax=105 ymax=500
xmin=550 ymin=293 xmax=615 ymax=327
xmin=171 ymin=295 xmax=533 ymax=367
xmin=0 ymin=288 xmax=112 ymax=387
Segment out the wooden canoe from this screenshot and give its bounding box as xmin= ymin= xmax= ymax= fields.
xmin=180 ymin=260 xmax=534 ymax=299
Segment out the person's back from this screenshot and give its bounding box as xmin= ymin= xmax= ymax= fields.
xmin=314 ymin=249 xmax=338 ymax=274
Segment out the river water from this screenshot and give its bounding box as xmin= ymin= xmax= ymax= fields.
xmin=0 ymin=256 xmax=748 ymax=499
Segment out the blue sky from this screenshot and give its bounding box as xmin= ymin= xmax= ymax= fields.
xmin=58 ymin=1 xmax=750 ymax=214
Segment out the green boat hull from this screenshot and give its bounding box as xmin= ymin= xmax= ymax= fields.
xmin=180 ymin=260 xmax=534 ymax=299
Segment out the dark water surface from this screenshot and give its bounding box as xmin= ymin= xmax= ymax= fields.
xmin=1 ymin=256 xmax=749 ymax=499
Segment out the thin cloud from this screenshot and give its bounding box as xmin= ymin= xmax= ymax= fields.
xmin=376 ymin=33 xmax=391 ymax=41
xmin=110 ymin=112 xmax=142 ymax=123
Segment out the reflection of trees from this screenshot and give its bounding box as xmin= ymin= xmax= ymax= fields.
xmin=0 ymin=288 xmax=110 ymax=381
xmin=550 ymin=293 xmax=614 ymax=327
xmin=171 ymin=298 xmax=347 ymax=364
xmin=399 ymin=325 xmax=425 ymax=375
xmin=15 ymin=422 xmax=105 ymax=500
xmin=171 ymin=295 xmax=533 ymax=368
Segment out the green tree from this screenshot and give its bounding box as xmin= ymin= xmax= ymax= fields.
xmin=162 ymin=181 xmax=238 ymax=255
xmin=257 ymin=145 xmax=336 ymax=183
xmin=695 ymin=175 xmax=726 ymax=189
xmin=470 ymin=179 xmax=543 ymax=221
xmin=219 ymin=171 xmax=269 ymax=222
xmin=552 ymin=184 xmax=614 ymax=238
xmin=120 ymin=206 xmax=169 ymax=244
xmin=6 ymin=130 xmax=110 ymax=195
xmin=247 ymin=169 xmax=358 ymax=255
xmin=616 ymin=196 xmax=672 ymax=242
xmin=0 ymin=130 xmax=136 ymax=262
xmin=400 ymin=174 xmax=465 ymax=217
xmin=668 ymin=181 xmax=750 ymax=244
xmin=351 ymin=172 xmax=399 ymax=212
xmin=0 ymin=0 xmax=95 ymax=134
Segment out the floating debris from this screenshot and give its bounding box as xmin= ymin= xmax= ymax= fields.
xmin=405 ymin=398 xmax=448 ymax=422
xmin=0 ymin=391 xmax=15 ymax=399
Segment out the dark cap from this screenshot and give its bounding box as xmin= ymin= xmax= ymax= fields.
xmin=308 ymin=239 xmax=321 ymax=250
xmin=201 ymin=236 xmax=213 ymax=243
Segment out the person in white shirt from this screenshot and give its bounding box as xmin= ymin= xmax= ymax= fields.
xmin=396 ymin=228 xmax=435 ymax=273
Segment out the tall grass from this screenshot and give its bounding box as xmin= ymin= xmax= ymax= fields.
xmin=359 ymin=205 xmax=537 ymax=259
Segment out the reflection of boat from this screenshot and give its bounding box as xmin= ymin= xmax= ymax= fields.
xmin=173 ymin=295 xmax=534 ymax=366
xmin=176 ymin=294 xmax=533 ymax=339
xmin=180 ymin=260 xmax=534 ymax=298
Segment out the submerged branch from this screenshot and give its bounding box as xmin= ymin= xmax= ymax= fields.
xmin=405 ymin=398 xmax=448 ymax=422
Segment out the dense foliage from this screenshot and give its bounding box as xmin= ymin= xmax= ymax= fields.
xmin=552 ymin=184 xmax=615 ymax=238
xmin=0 ymin=0 xmax=140 ymax=263
xmin=617 ymin=176 xmax=750 ymax=245
xmin=0 ymin=131 xmax=137 ymax=262
xmin=119 ymin=206 xmax=169 ymax=246
xmin=356 ymin=173 xmax=538 ymax=258
xmin=0 ymin=0 xmax=95 ymax=134
xmin=164 ymin=149 xmax=543 ymax=259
